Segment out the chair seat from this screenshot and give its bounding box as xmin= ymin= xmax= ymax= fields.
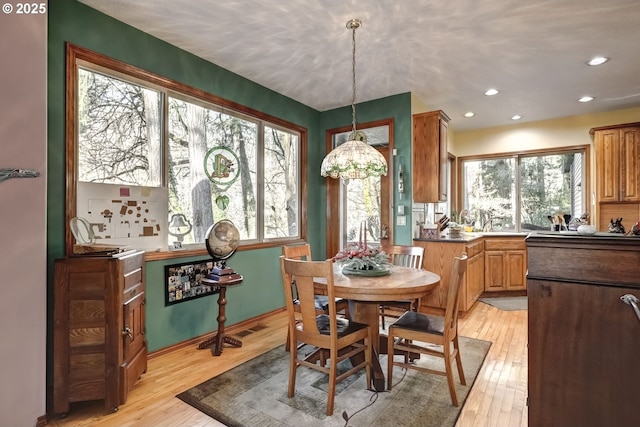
xmin=315 ymin=314 xmax=368 ymax=336
xmin=391 ymin=310 xmax=444 ymax=335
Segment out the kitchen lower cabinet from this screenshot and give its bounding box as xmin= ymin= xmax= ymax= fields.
xmin=414 ymin=238 xmax=483 ymax=313
xmin=526 ymin=233 xmax=640 ymax=427
xmin=53 ymin=250 xmax=147 ymax=415
xmin=484 ymin=237 xmax=526 ymax=291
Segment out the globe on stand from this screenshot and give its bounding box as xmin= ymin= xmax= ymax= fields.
xmin=205 ymin=219 xmax=242 ymax=283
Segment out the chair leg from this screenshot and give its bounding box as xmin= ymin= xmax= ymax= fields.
xmin=453 ymin=335 xmax=466 ymax=385
xmin=285 ymin=329 xmax=291 ymax=352
xmin=326 ymin=350 xmax=338 ymax=416
xmin=364 ymin=336 xmax=372 ymax=390
xmin=380 ymin=305 xmax=386 ymax=329
xmin=288 ymin=346 xmax=297 ymax=398
xmin=443 ymin=342 xmax=459 ymax=407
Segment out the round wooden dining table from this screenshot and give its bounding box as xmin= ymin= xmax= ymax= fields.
xmin=315 ymin=264 xmax=441 ymax=390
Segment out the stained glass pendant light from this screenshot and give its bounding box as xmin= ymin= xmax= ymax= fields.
xmin=320 ymin=19 xmax=388 ymax=180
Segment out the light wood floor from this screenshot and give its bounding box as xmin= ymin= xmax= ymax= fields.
xmin=49 ymin=301 xmax=527 ymax=427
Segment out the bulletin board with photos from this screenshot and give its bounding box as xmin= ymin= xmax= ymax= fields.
xmin=165 ymin=260 xmax=219 ymax=306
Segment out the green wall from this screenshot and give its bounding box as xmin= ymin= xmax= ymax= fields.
xmin=48 ymin=0 xmax=413 ymax=352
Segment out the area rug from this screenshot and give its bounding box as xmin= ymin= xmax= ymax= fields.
xmin=479 ymin=296 xmax=528 ymax=311
xmin=177 ymin=336 xmax=491 ymax=427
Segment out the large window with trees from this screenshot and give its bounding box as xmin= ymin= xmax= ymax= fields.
xmin=67 ymin=45 xmax=304 ymax=256
xmin=461 ymin=147 xmax=588 ymax=232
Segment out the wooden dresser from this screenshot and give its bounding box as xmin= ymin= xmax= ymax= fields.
xmin=526 ymin=233 xmax=640 ymax=427
xmin=53 ymin=250 xmax=147 ymax=415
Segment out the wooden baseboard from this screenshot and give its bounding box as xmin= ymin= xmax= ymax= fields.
xmin=148 ymin=307 xmax=286 ymax=359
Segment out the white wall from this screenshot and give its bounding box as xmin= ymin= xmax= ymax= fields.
xmin=0 ymin=9 xmax=47 ymax=427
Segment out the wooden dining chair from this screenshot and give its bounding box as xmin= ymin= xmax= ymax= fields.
xmin=387 ymin=253 xmax=468 ymax=406
xmin=379 ymin=245 xmax=425 ymax=329
xmin=279 ymin=256 xmax=372 ymax=416
xmin=281 ymin=243 xmax=349 ymax=351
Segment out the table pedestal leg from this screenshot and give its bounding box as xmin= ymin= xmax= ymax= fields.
xmin=350 ymin=301 xmax=385 ymax=391
xmin=196 ymin=286 xmax=242 ymax=356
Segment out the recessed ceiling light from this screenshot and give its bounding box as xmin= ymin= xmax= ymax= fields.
xmin=464 ymin=112 xmax=475 ymax=118
xmin=485 ymin=88 xmax=499 ymax=96
xmin=578 ymin=96 xmax=595 ymax=103
xmin=587 ymin=57 xmax=609 ymax=66
xmin=511 ymin=115 xmax=522 ymax=120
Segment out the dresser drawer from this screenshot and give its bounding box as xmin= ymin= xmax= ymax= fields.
xmin=119 ymin=252 xmax=144 ymax=275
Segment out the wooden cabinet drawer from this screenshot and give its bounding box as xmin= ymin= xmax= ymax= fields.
xmin=123 ymin=268 xmax=142 ymax=292
xmin=119 ymin=251 xmax=143 ymax=275
xmin=484 ymin=238 xmax=526 ymax=251
xmin=123 ymin=281 xmax=144 ymax=304
xmin=465 ymin=240 xmax=484 ymax=258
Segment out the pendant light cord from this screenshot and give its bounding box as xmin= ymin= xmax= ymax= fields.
xmin=350 ymin=20 xmax=358 ymax=135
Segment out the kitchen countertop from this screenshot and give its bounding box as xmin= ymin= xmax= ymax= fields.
xmin=414 ymin=231 xmax=529 ymax=243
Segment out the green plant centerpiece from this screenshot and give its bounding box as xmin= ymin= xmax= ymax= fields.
xmin=332 ymin=221 xmax=392 ymax=276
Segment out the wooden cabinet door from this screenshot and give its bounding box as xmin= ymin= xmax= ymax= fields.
xmin=484 ymin=251 xmax=506 ymax=291
xmin=505 ymin=250 xmax=526 ymax=290
xmin=438 ymin=118 xmax=449 ymax=202
xmin=528 ymin=279 xmax=640 ymax=427
xmin=620 ymin=126 xmax=640 ymax=201
xmin=595 ymin=128 xmax=620 ymax=202
xmin=122 ymin=289 xmax=145 ymax=363
xmin=412 ymin=110 xmax=450 ymax=203
xmin=464 ymin=251 xmax=485 ymax=309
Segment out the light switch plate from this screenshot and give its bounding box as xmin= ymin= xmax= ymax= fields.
xmin=397 ymin=204 xmax=405 ymax=215
xmin=397 ymin=215 xmax=406 ymax=226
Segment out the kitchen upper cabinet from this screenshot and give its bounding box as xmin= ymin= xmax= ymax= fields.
xmin=592 ymin=123 xmax=640 ymax=203
xmin=484 ymin=237 xmax=526 ymax=291
xmin=620 ymin=126 xmax=640 ymax=201
xmin=413 ymin=110 xmax=450 ymax=202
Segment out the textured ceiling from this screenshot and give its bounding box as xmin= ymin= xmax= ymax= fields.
xmin=79 ymin=0 xmax=640 ymax=131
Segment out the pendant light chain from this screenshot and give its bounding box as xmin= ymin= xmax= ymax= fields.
xmin=351 ymin=22 xmax=357 ymax=135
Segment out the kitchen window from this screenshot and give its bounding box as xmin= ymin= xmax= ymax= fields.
xmin=460 ymin=147 xmax=588 ymax=232
xmin=68 ymin=45 xmax=304 ymax=254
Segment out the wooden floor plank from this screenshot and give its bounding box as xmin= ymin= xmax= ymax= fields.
xmin=49 ymin=300 xmax=528 ymax=427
